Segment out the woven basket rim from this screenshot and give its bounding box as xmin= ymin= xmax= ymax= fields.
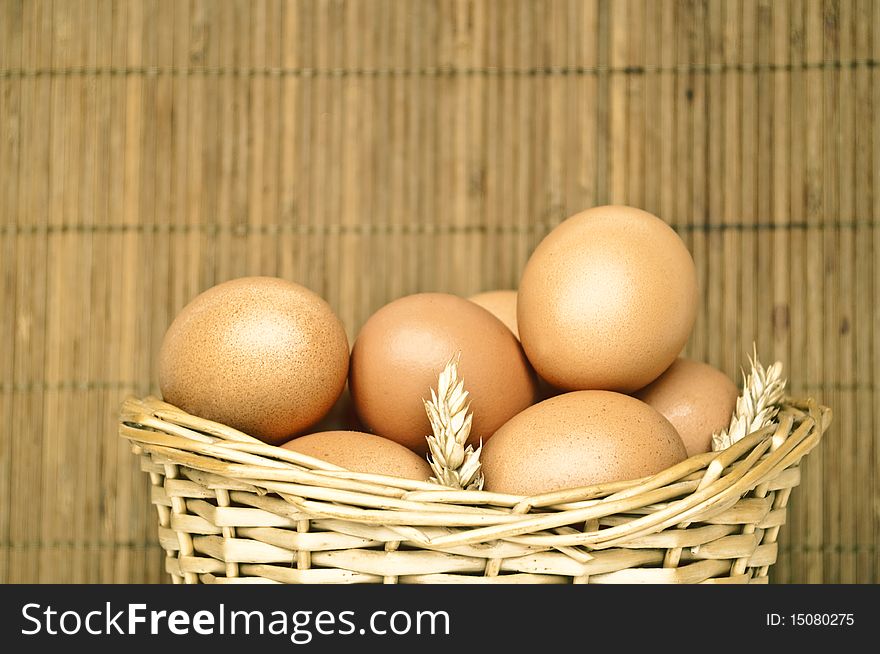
xmin=120 ymin=394 xmax=830 ymax=551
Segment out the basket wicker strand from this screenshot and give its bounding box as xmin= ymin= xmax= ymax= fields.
xmin=120 ymin=394 xmax=830 ymax=584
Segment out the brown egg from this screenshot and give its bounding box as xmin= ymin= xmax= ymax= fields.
xmin=468 ymin=290 xmax=519 ymax=339
xmin=481 ymin=390 xmax=687 ymax=496
xmin=634 ymin=357 xmax=738 ymax=457
xmin=307 ymin=383 xmax=362 ymax=433
xmin=349 ymin=293 xmax=538 ymax=454
xmin=468 ymin=290 xmax=566 ymax=402
xmin=517 ymin=205 xmax=699 ymax=393
xmin=281 ymin=431 xmax=431 ymax=481
xmin=158 ymin=276 xmax=350 ymax=445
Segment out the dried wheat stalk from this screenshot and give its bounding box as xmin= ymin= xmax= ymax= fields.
xmin=712 ymin=345 xmax=787 ymax=452
xmin=424 ymin=353 xmax=484 ymax=490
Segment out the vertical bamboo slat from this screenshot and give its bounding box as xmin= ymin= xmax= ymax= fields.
xmin=78 ymin=0 xmax=104 ymax=580
xmin=691 ymin=0 xmax=706 ymax=366
xmin=0 ymin=0 xmax=875 ymax=583
xmin=168 ymin=0 xmax=188 ymax=314
xmin=721 ymin=0 xmax=742 ymax=378
xmin=120 ymin=0 xmax=147 ymax=583
xmin=803 ymin=0 xmax=826 ymax=584
xmin=769 ymin=0 xmax=792 ymax=583
xmin=581 ymin=1 xmax=599 ymax=215
xmin=513 ymin=2 xmax=533 ymax=283
xmin=91 ymin=0 xmax=115 ymax=583
xmin=0 ymin=0 xmax=23 ymax=586
xmin=608 ymin=0 xmax=627 ymax=206
xmin=699 ymin=0 xmax=717 ymax=369
xmin=9 ymin=0 xmax=52 ymax=584
xmin=853 ymin=0 xmax=875 ymax=584
xmin=747 ymin=0 xmax=764 ymax=369
xmin=642 ymin=0 xmax=660 ymax=218
xmin=657 ymin=0 xmax=675 ymax=251
xmin=278 ymin=0 xmax=297 ymax=287
xmin=784 ymin=0 xmax=806 ymax=585
xmin=626 ymin=0 xmax=645 ymax=210
xmin=42 ymin=0 xmax=79 ymax=582
xmin=820 ymin=0 xmax=841 ymax=584
xmin=836 ymin=0 xmax=856 ymax=584
xmin=871 ymin=0 xmax=880 ymax=584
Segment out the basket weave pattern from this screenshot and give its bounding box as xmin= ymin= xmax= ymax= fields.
xmin=120 ymin=396 xmax=830 ymax=584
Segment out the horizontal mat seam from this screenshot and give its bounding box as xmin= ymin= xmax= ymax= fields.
xmin=0 ymin=60 xmax=877 ymax=78
xmin=2 ymin=222 xmax=878 ymax=236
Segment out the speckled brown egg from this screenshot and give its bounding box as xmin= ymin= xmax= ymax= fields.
xmin=349 ymin=293 xmax=538 ymax=454
xmin=634 ymin=357 xmax=739 ymax=457
xmin=158 ymin=276 xmax=350 ymax=445
xmin=517 ymin=205 xmax=699 ymax=393
xmin=468 ymin=290 xmax=519 ymax=339
xmin=481 ymin=390 xmax=687 ymax=496
xmin=280 ymin=430 xmax=431 ymax=481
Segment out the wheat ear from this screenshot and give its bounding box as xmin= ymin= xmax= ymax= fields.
xmin=424 ymin=353 xmax=484 ymax=490
xmin=712 ymin=344 xmax=787 ymax=451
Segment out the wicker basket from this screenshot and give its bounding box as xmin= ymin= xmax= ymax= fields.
xmin=120 ymin=395 xmax=830 ymax=584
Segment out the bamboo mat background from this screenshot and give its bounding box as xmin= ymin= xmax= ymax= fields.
xmin=0 ymin=0 xmax=877 ymax=584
